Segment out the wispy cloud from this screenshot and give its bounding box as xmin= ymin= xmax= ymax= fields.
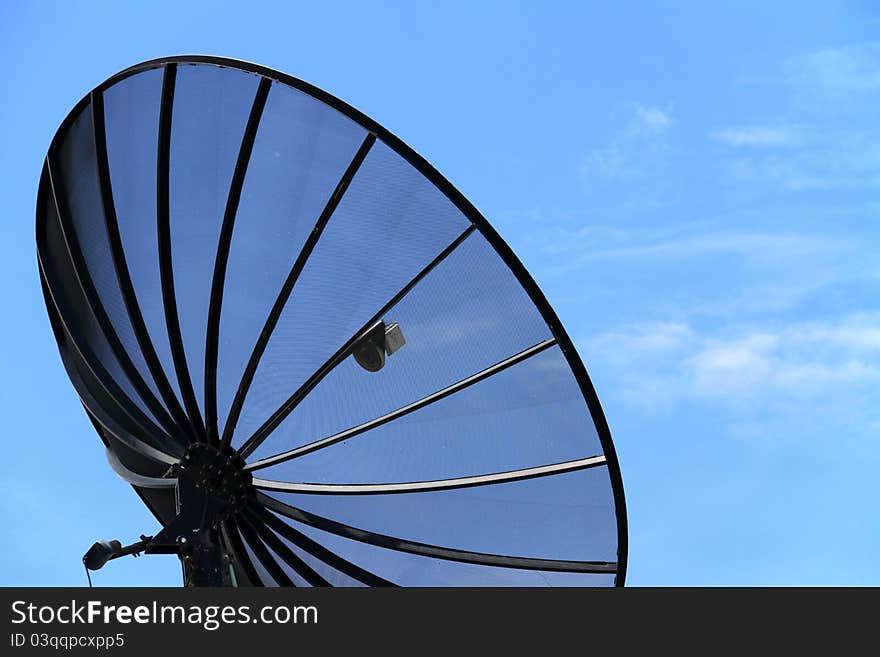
xmin=561 ymin=43 xmax=880 ymax=444
xmin=784 ymin=42 xmax=880 ymax=99
xmin=578 ymin=142 xmax=623 ymax=180
xmin=718 ymin=43 xmax=880 ymax=190
xmin=578 ymin=103 xmax=673 ymax=185
xmin=628 ymin=104 xmax=673 ymax=137
xmin=537 ymin=222 xmax=847 ymax=273
xmin=689 ymin=328 xmax=880 ymax=400
xmin=515 ymin=203 xmax=875 ymax=327
xmin=724 ymin=139 xmax=880 ymax=191
xmin=580 ymin=315 xmax=880 ymax=410
xmin=710 ymin=125 xmax=797 ymax=147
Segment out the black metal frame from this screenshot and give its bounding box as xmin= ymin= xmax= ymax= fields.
xmin=248 ymin=503 xmax=394 ymax=586
xmin=91 ymin=90 xmax=197 ymax=443
xmin=205 ymin=78 xmax=272 ymax=446
xmin=36 ymin=166 xmax=184 ymax=461
xmin=237 ymin=222 xmax=478 ymax=461
xmin=45 ymin=151 xmax=183 ymax=440
xmin=259 ymin=493 xmax=617 ymax=575
xmin=244 ymin=336 xmax=556 ymax=470
xmin=251 ymin=455 xmax=607 ymax=495
xmin=222 ymin=132 xmax=378 ymax=453
xmin=156 ymin=64 xmax=207 ymax=442
xmin=39 ymin=55 xmax=628 ymax=587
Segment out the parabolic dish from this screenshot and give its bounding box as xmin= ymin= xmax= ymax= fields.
xmin=36 ymin=56 xmax=627 ymax=586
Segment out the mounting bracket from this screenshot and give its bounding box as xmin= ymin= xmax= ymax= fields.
xmin=85 ymin=443 xmax=252 ymax=586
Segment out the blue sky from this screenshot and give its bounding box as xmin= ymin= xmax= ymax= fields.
xmin=2 ymin=1 xmax=878 ymax=586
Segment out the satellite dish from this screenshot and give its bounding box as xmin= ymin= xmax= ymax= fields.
xmin=36 ymin=56 xmax=627 ymax=586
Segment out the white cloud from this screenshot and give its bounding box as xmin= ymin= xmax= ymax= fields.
xmin=537 ymin=222 xmax=846 ymax=275
xmin=578 ymin=142 xmax=623 ymax=181
xmin=718 ymin=44 xmax=880 ymax=190
xmin=709 ymin=120 xmax=880 ymax=191
xmin=789 ymin=323 xmax=880 ymax=351
xmin=628 ymin=104 xmax=673 ymax=136
xmin=586 ymin=322 xmax=692 ymax=366
xmin=784 ymin=42 xmax=880 ymax=99
xmin=578 ymin=103 xmax=673 ymax=185
xmin=623 ymin=322 xmax=692 ymax=351
xmin=581 ymin=315 xmax=880 ymax=406
xmin=710 ymin=125 xmax=796 ymax=147
xmin=725 ymin=143 xmax=880 ymax=191
xmin=689 ymin=332 xmax=879 ymax=399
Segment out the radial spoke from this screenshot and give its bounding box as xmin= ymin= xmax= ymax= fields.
xmin=221 ymin=518 xmax=264 ymax=587
xmin=80 ymin=392 xmax=180 ymax=464
xmin=258 ymin=492 xmax=617 ymax=574
xmin=220 ymin=132 xmax=377 ymax=450
xmin=237 ymin=224 xmax=476 ymax=460
xmin=242 ymin=509 xmax=330 ymax=586
xmin=38 ymin=169 xmax=183 ymax=460
xmin=253 ymin=455 xmax=605 ymax=495
xmin=204 ymin=78 xmax=272 ymax=445
xmin=249 ymin=502 xmax=396 ymax=586
xmin=91 ymin=89 xmax=196 ymax=443
xmin=40 ymin=266 xmax=182 ymax=462
xmin=157 ymin=63 xmax=208 ymax=440
xmin=246 ymin=336 xmax=556 ymax=470
xmin=46 ymin=151 xmax=182 ymax=439
xmin=237 ymin=515 xmax=296 ymax=586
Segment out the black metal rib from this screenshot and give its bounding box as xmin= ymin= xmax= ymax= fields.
xmin=242 ymin=509 xmax=330 ymax=586
xmin=258 ymin=492 xmax=617 ymax=574
xmin=204 ymin=78 xmax=272 ymax=445
xmin=220 ymin=132 xmax=377 ymax=450
xmin=38 ymin=255 xmax=182 ymax=461
xmin=91 ymin=89 xmax=196 ymax=443
xmin=45 ymin=151 xmax=182 ymax=439
xmin=220 ymin=519 xmax=263 ymax=587
xmin=252 ymin=455 xmax=606 ymax=495
xmin=246 ymin=335 xmax=555 ymax=470
xmin=156 ymin=64 xmax=207 ymax=440
xmin=238 ymin=224 xmax=477 ymax=461
xmin=249 ymin=502 xmax=396 ymax=586
xmin=237 ymin=515 xmax=295 ymax=586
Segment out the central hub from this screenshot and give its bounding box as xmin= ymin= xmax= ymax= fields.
xmin=178 ymin=442 xmax=252 ymax=519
